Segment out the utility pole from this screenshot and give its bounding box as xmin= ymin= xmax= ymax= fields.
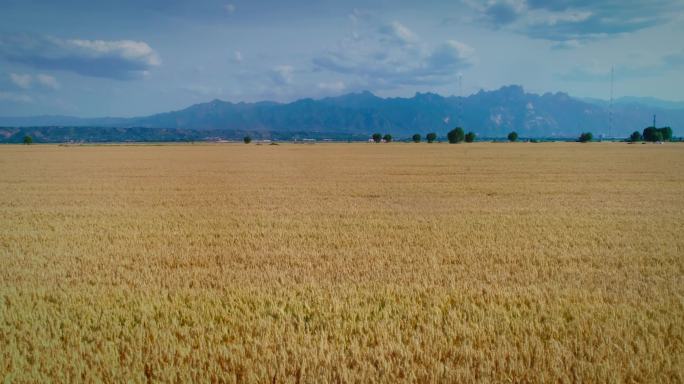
xmin=653 ymin=114 xmax=656 ymax=128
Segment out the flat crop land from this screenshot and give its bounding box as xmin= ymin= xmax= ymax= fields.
xmin=1 ymin=142 xmax=683 ymax=382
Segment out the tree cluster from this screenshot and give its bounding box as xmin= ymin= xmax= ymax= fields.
xmin=578 ymin=132 xmax=593 ymax=143
xmin=409 ymin=133 xmax=440 ymax=143
xmin=507 ymin=132 xmax=518 ymax=142
xmin=371 ymin=133 xmax=393 ymax=143
xmin=643 ymin=127 xmax=672 ymax=142
xmin=444 ymin=128 xmax=477 ymax=143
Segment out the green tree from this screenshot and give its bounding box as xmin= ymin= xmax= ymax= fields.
xmin=465 ymin=131 xmax=476 ymax=143
xmin=412 ymin=133 xmax=421 ymax=143
xmin=652 ymin=131 xmax=663 ymax=142
xmin=642 ymin=127 xmax=669 ymax=142
xmin=383 ymin=134 xmax=392 ymax=143
xmin=426 ymin=132 xmax=437 ymax=143
xmin=243 ymin=136 xmax=252 ymax=144
xmin=372 ymin=133 xmax=382 ymax=143
xmin=578 ymin=132 xmax=593 ymax=142
xmin=23 ymin=135 xmax=32 ymax=145
xmin=660 ymin=127 xmax=673 ymax=141
xmin=629 ymin=131 xmax=642 ymax=142
xmin=643 ymin=127 xmax=656 ymax=142
xmin=507 ymin=131 xmax=518 ymax=142
xmin=447 ymin=127 xmax=465 ymax=143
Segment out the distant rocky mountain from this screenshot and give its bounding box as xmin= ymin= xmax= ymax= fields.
xmin=1 ymin=85 xmax=682 ymax=142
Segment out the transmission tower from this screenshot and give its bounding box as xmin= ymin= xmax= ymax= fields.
xmin=609 ymin=66 xmax=614 ymax=139
xmin=457 ymin=74 xmax=463 ymax=127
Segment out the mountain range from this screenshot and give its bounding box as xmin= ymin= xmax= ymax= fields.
xmin=1 ymin=85 xmax=682 ymax=142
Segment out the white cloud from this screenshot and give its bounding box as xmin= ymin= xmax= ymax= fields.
xmin=182 ymin=84 xmax=224 ymax=97
xmin=481 ymin=0 xmax=526 ymax=26
xmin=0 ymin=91 xmax=32 ymax=103
xmin=425 ymin=41 xmax=476 ymax=76
xmin=348 ymin=8 xmax=373 ymax=24
xmin=317 ymin=81 xmax=346 ymax=92
xmin=529 ymin=9 xmax=592 ymax=25
xmin=313 ymin=21 xmax=475 ymax=89
xmin=377 ymin=21 xmax=418 ymax=46
xmin=233 ymin=50 xmax=243 ymax=63
xmin=0 ymin=34 xmax=161 ymax=79
xmin=464 ymin=0 xmax=683 ymax=42
xmin=270 ymin=65 xmax=294 ymax=85
xmin=36 ymin=74 xmax=60 ymax=90
xmin=224 ymin=4 xmax=236 ymax=14
xmin=67 ymin=38 xmax=160 ymax=66
xmin=550 ymin=39 xmax=583 ymax=50
xmin=9 ymin=73 xmax=60 ymax=90
xmin=10 ymin=73 xmax=32 ymax=89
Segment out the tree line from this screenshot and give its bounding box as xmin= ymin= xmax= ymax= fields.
xmin=628 ymin=127 xmax=673 ymax=142
xmin=364 ymin=126 xmax=675 ymax=144
xmin=367 ymin=129 xmax=590 ymax=143
xmin=17 ymin=126 xmax=676 ymax=145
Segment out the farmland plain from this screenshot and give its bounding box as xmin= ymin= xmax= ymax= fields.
xmin=1 ymin=142 xmax=683 ymax=382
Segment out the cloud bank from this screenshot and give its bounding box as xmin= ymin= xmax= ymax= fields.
xmin=471 ymin=0 xmax=683 ymax=42
xmin=9 ymin=73 xmax=60 ymax=90
xmin=0 ymin=34 xmax=160 ymax=80
xmin=313 ymin=21 xmax=475 ymax=90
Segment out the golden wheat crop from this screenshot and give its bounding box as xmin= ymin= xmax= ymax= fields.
xmin=1 ymin=142 xmax=683 ymax=383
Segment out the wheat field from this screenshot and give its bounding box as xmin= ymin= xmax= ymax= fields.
xmin=0 ymin=142 xmax=683 ymax=382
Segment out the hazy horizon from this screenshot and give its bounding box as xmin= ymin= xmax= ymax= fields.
xmin=1 ymin=0 xmax=683 ymax=117
xmin=2 ymin=85 xmax=684 ymax=120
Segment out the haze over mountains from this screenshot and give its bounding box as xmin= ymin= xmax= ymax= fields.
xmin=1 ymin=85 xmax=682 ymax=142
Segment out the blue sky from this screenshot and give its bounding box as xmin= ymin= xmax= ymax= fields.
xmin=0 ymin=0 xmax=683 ymax=117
